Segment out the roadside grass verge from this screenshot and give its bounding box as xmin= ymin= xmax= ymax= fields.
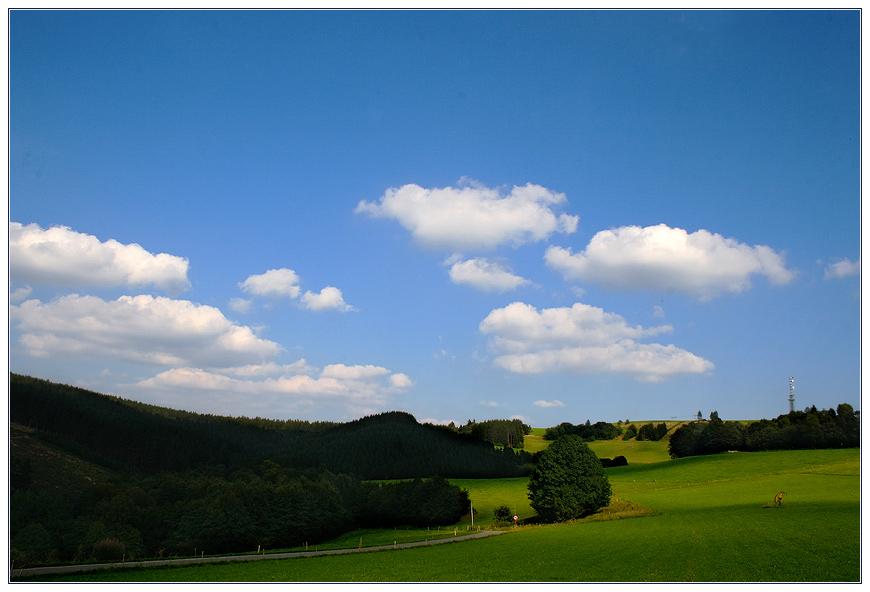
xmin=277 ymin=526 xmax=477 ymax=553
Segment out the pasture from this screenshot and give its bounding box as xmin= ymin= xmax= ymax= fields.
xmin=28 ymin=446 xmax=859 ymax=582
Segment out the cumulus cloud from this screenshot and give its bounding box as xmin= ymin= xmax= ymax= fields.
xmin=238 ymin=268 xmax=301 ymax=299
xmin=239 ymin=269 xmax=355 ymax=312
xmin=10 ymin=288 xmax=412 ymax=418
xmin=447 ymin=257 xmax=532 ymax=292
xmin=10 ymin=294 xmax=281 ymax=368
xmin=480 ymin=301 xmax=674 ymax=351
xmin=480 ymin=400 xmax=499 ymax=407
xmin=228 ymin=297 xmax=253 ymax=313
xmin=301 ymin=287 xmax=355 ymax=312
xmin=355 ymin=179 xmax=578 ymax=251
xmin=824 ymin=257 xmax=860 ymax=279
xmin=534 ymin=399 xmax=566 ymax=408
xmin=129 ymin=361 xmax=413 ymax=419
xmin=421 ymin=418 xmax=459 ymax=426
xmin=545 ymin=224 xmax=796 ymax=300
xmin=321 ymin=363 xmax=390 ymax=380
xmin=389 ymin=373 xmax=414 ymax=389
xmin=479 ymin=301 xmax=713 ymax=382
xmin=10 ymin=222 xmax=190 ymax=293
xmin=10 ymin=285 xmax=32 ymax=302
xmin=219 ymin=360 xmax=317 ymax=378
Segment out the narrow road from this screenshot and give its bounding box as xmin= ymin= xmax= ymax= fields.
xmin=12 ymin=530 xmax=508 ymax=579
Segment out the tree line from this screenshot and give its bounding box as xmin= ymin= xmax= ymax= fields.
xmin=11 ymin=459 xmax=469 ymax=565
xmin=621 ymin=422 xmax=669 ymax=441
xmin=544 ymin=420 xmax=621 ymax=441
xmin=668 ymin=405 xmax=860 ymax=458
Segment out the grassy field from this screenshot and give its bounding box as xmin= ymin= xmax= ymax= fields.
xmin=27 ymin=446 xmax=859 ymax=583
xmin=527 ymin=422 xmax=684 ymax=463
xmin=522 ymin=428 xmax=550 ymax=453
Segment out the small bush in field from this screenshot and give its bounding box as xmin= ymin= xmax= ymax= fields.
xmin=493 ymin=505 xmax=513 ymax=523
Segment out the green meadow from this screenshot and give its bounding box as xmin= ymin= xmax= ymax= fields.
xmin=27 ymin=437 xmax=859 ymax=583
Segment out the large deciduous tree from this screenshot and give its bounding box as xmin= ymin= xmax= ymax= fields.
xmin=527 ymin=435 xmax=611 ymax=523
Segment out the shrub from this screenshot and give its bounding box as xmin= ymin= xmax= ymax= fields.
xmin=493 ymin=505 xmax=513 ymax=524
xmin=600 ymin=456 xmax=628 ymax=468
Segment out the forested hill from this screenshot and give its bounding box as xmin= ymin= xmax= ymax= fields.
xmin=9 ymin=374 xmax=530 ymax=479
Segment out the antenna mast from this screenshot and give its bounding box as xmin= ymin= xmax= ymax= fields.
xmin=788 ymin=376 xmax=795 ymax=413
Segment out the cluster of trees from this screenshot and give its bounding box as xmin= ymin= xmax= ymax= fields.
xmin=622 ymin=422 xmax=669 ymax=441
xmin=451 ymin=419 xmax=532 ymax=449
xmin=10 ymin=375 xmax=531 ymax=480
xmin=668 ymin=405 xmax=860 ymax=458
xmin=11 ymin=460 xmax=469 ymax=565
xmin=544 ymin=420 xmax=621 ymax=442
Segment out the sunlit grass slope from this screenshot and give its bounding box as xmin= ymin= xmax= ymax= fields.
xmin=526 ymin=423 xmax=682 ymax=463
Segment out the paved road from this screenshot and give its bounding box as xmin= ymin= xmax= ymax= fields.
xmin=12 ymin=530 xmax=507 ymax=579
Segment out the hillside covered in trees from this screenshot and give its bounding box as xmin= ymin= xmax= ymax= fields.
xmin=10 ymin=374 xmax=532 ymax=479
xmin=668 ymin=406 xmax=860 ymax=458
xmin=10 ymin=374 xmax=534 ymax=566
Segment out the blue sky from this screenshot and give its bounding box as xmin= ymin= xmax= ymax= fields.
xmin=9 ymin=9 xmax=861 ymax=426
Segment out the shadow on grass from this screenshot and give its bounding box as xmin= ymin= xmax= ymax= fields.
xmin=514 ymin=498 xmax=659 ymax=527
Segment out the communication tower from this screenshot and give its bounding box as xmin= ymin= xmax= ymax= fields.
xmin=788 ymin=376 xmax=795 ymax=413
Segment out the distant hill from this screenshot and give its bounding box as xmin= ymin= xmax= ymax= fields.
xmin=9 ymin=374 xmax=530 ymax=480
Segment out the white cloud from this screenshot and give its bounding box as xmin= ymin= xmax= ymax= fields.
xmin=10 ymin=294 xmax=281 ymax=368
xmin=239 ymin=269 xmax=354 ymax=312
xmin=480 ymin=301 xmax=674 ymax=352
xmin=220 ymin=360 xmax=317 ymax=378
xmin=137 ymin=367 xmax=346 ymax=397
xmin=9 ymin=222 xmax=190 ymax=293
xmin=824 ymin=257 xmax=860 ymax=279
xmin=238 ymin=268 xmax=301 ymax=299
xmin=479 ymin=400 xmax=499 ymax=407
xmin=389 ymin=373 xmax=414 ymax=389
xmin=10 ymin=285 xmax=32 ymax=302
xmin=321 ymin=363 xmax=390 ymax=380
xmin=129 ymin=362 xmax=413 ymax=419
xmin=534 ymin=399 xmax=566 ymax=408
xmin=228 ymin=297 xmax=253 ymax=313
xmin=447 ymin=257 xmax=532 ymax=292
xmin=545 ymin=224 xmax=796 ymax=300
xmin=421 ymin=418 xmax=459 ymax=426
xmin=355 ymin=179 xmax=578 ymax=251
xmin=301 ymin=286 xmax=355 ymax=312
xmin=479 ymin=301 xmax=713 ymax=382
